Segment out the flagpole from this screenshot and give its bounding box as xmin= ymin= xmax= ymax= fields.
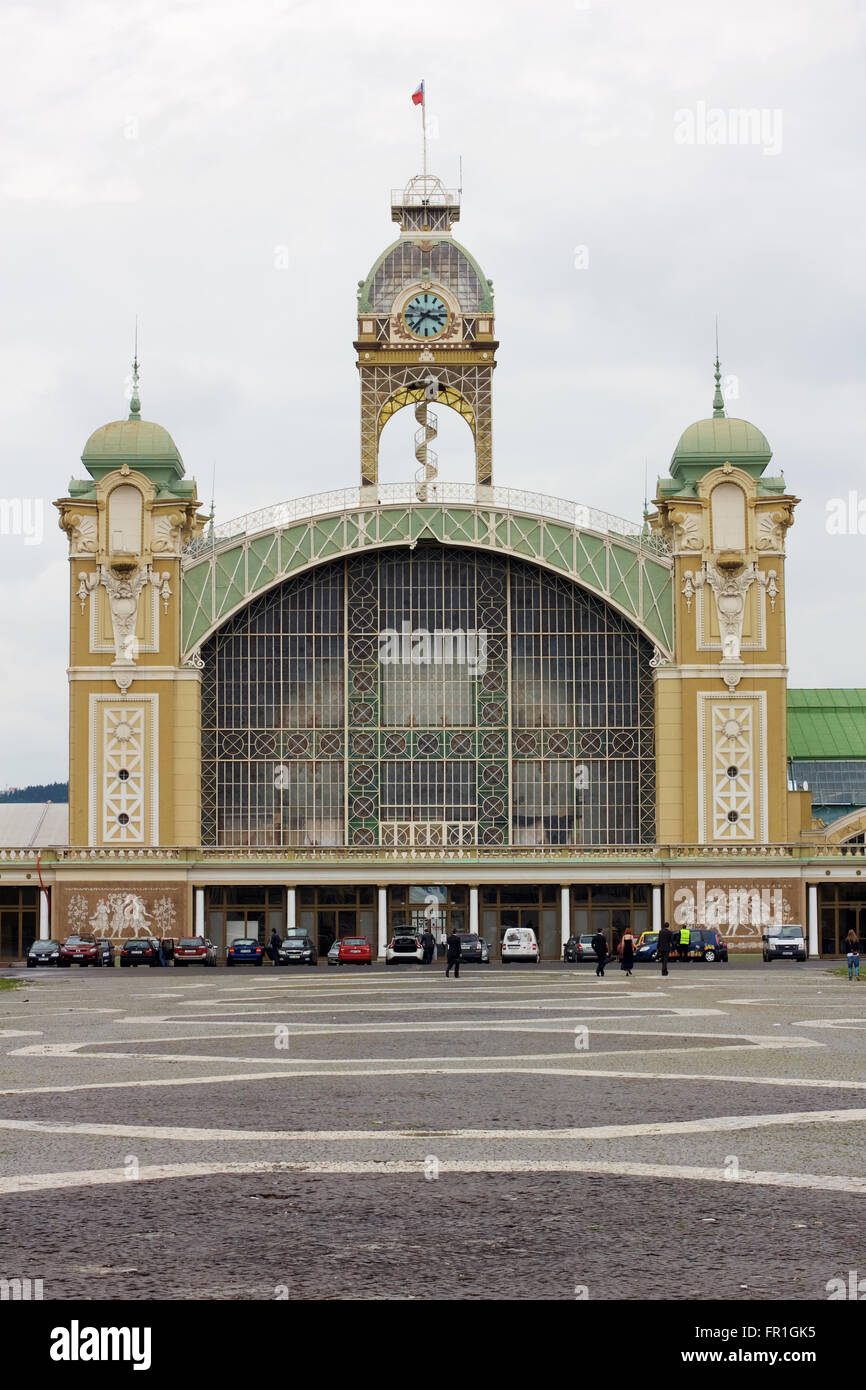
xmin=422 ymin=79 xmax=427 ymax=181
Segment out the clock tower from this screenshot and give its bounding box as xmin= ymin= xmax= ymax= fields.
xmin=355 ymin=173 xmax=497 ymax=491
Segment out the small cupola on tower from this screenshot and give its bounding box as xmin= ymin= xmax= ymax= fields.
xmin=76 ymin=359 xmax=195 ymax=499
xmin=661 ymin=359 xmax=779 ymax=497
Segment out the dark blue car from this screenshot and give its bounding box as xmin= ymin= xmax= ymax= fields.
xmin=226 ymin=937 xmax=264 ymax=967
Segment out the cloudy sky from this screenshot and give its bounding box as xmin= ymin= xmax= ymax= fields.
xmin=1 ymin=0 xmax=864 ymax=787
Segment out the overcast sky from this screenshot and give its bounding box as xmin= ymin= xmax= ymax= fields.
xmin=1 ymin=0 xmax=864 ymax=787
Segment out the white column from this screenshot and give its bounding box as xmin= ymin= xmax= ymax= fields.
xmin=469 ymin=886 xmax=479 ymax=935
xmin=560 ymin=885 xmax=570 ymax=948
xmin=652 ymin=885 xmax=663 ymax=935
xmin=377 ymin=886 xmax=388 ymax=959
xmin=39 ymin=890 xmax=50 ymax=940
xmin=286 ymin=888 xmax=297 ymax=934
xmin=194 ymin=888 xmax=205 ymax=936
xmin=808 ymin=883 xmax=819 ymax=958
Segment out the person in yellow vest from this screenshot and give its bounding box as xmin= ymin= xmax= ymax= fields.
xmin=678 ymin=924 xmax=691 ymax=963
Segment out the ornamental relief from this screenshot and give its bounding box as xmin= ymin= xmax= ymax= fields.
xmin=58 ymin=510 xmax=98 ymax=557
xmin=56 ymin=883 xmax=188 ymax=941
xmin=670 ymin=877 xmax=803 ymax=949
xmin=755 ymin=505 xmax=794 ymax=553
xmin=58 ymin=493 xmax=203 ymax=562
xmin=698 ymin=692 xmax=767 ymax=844
xmin=77 ymin=564 xmax=171 ymax=690
xmin=668 ymin=508 xmax=703 ymax=553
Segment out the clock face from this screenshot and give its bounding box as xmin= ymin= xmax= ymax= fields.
xmin=403 ymin=292 xmax=449 ymax=339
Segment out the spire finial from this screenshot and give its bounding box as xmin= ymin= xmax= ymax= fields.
xmin=128 ymin=318 xmax=141 ymax=420
xmin=712 ymin=316 xmax=725 ymax=419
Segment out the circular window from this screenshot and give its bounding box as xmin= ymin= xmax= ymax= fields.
xmin=117 ymin=813 xmax=130 ymax=826
xmin=726 ymin=766 xmax=738 ymax=779
xmin=727 ymin=810 xmax=739 ymax=823
xmin=118 ymin=769 xmax=130 ymax=781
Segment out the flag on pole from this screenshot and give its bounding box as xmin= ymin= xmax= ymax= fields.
xmin=411 ymin=82 xmax=424 ymax=106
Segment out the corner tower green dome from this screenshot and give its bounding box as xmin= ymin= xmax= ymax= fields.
xmin=668 ymin=358 xmax=773 ymax=488
xmin=76 ymin=360 xmax=192 ymax=497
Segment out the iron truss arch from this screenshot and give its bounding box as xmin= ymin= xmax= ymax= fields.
xmin=181 ymin=483 xmax=673 ymax=658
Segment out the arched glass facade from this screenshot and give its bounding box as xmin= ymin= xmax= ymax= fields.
xmin=200 ymin=547 xmax=656 ymax=848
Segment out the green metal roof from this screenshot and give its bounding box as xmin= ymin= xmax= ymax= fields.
xmin=83 ymin=419 xmax=181 ymax=463
xmin=787 ymin=690 xmax=866 ymax=759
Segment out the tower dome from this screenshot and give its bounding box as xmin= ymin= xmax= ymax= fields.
xmin=669 ymin=358 xmax=772 ymax=486
xmin=79 ymin=360 xmax=188 ymax=493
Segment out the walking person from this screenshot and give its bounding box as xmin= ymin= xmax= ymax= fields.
xmin=420 ymin=927 xmax=436 ymax=965
xmin=657 ymin=921 xmax=673 ymax=977
xmin=620 ymin=927 xmax=635 ymax=978
xmin=678 ymin=923 xmax=691 ymax=963
xmin=592 ymin=928 xmax=608 ymax=978
xmin=445 ymin=927 xmax=463 ymax=979
xmin=269 ymin=927 xmax=282 ymax=968
xmin=845 ymin=928 xmax=861 ymax=982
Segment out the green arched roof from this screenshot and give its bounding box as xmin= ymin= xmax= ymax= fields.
xmin=83 ymin=418 xmax=182 ymax=464
xmin=672 ymin=416 xmax=772 ymax=468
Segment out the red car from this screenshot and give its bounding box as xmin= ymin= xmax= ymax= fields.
xmin=58 ymin=935 xmax=100 ymax=967
xmin=338 ymin=936 xmax=373 ymax=966
xmin=173 ymin=937 xmax=217 ymax=967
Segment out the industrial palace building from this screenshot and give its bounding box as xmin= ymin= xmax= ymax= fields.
xmin=2 ymin=170 xmax=865 ymax=964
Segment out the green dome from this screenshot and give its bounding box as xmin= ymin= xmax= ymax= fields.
xmin=80 ymin=416 xmax=186 ymax=492
xmin=672 ymin=416 xmax=772 ymax=469
xmin=82 ymin=418 xmax=181 ymax=465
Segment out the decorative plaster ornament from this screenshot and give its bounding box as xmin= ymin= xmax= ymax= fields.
xmin=758 ymin=567 xmax=779 ymax=611
xmin=649 ymin=646 xmax=672 ymax=668
xmin=60 ymin=512 xmax=98 ymax=556
xmin=77 ymin=570 xmax=99 ymax=613
xmin=670 ymin=509 xmax=702 ymax=551
xmin=152 ymin=511 xmax=185 ymax=554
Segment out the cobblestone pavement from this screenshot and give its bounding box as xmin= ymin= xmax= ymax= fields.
xmin=0 ymin=959 xmax=863 ymax=1300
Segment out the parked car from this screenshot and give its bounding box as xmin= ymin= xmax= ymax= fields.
xmin=635 ymin=931 xmax=660 ymax=962
xmin=327 ymin=940 xmax=341 ymax=966
xmin=119 ymin=936 xmax=161 ymax=967
xmin=338 ymin=936 xmax=373 ymax=966
xmin=226 ymin=937 xmax=264 ymax=967
xmin=26 ymin=939 xmax=62 ymax=968
xmin=385 ymin=934 xmax=424 ymax=965
xmin=94 ymin=938 xmax=116 ymax=967
xmin=763 ymin=925 xmax=807 ymax=962
xmin=278 ymin=934 xmax=318 ymax=967
xmin=501 ymin=927 xmax=540 ymax=963
xmin=686 ymin=928 xmax=728 ymax=963
xmin=563 ymin=935 xmax=588 ymax=963
xmin=59 ymin=935 xmax=101 ymax=967
xmin=453 ymin=933 xmax=490 ymax=965
xmin=173 ymin=937 xmax=217 ymax=966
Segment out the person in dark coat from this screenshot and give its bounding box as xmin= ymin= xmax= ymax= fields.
xmin=269 ymin=928 xmax=283 ymax=967
xmin=445 ymin=928 xmax=463 ymax=978
xmin=420 ymin=928 xmax=436 ymax=965
xmin=657 ymin=921 xmax=673 ymax=977
xmin=620 ymin=928 xmax=635 ymax=977
xmin=591 ymin=929 xmax=608 ymax=978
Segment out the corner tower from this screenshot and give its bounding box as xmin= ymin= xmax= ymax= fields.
xmin=650 ymin=361 xmax=800 ymax=845
xmin=55 ymin=364 xmax=205 ymax=847
xmin=355 ymin=174 xmax=497 ymax=491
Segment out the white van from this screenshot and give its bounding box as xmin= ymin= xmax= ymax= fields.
xmin=763 ymin=924 xmax=807 ymax=962
xmin=501 ymin=927 xmax=540 ymax=963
